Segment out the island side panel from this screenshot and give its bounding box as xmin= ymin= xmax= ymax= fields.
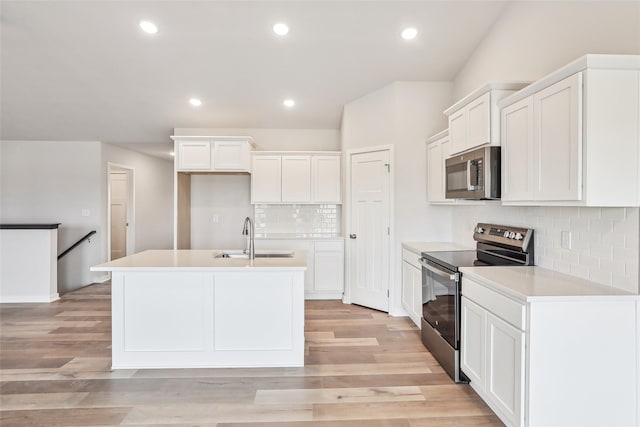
xmin=111 ymin=270 xmax=304 ymax=369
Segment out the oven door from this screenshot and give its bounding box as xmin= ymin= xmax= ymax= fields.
xmin=419 ymin=258 xmax=459 ymax=349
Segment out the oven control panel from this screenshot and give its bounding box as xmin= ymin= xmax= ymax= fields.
xmin=473 ymin=223 xmax=533 ymax=251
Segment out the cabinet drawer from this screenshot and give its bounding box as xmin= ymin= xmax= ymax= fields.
xmin=315 ymin=240 xmax=343 ymax=252
xmin=402 ymin=249 xmax=422 ymax=270
xmin=462 ymin=277 xmax=526 ymax=331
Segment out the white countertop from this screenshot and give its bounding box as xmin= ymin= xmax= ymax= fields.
xmin=460 ymin=266 xmax=639 ymax=302
xmin=402 ymin=241 xmax=473 ymax=254
xmin=91 ymin=249 xmax=307 ymax=272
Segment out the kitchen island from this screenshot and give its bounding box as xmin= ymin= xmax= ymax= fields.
xmin=91 ymin=249 xmax=306 ymax=369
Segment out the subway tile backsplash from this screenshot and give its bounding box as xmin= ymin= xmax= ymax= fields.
xmin=255 ymin=204 xmax=340 ymax=235
xmin=452 ymin=205 xmax=639 ymax=293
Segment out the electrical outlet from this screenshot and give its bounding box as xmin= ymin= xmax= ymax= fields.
xmin=213 ymin=214 xmax=219 ymax=223
xmin=561 ymin=231 xmax=572 ymax=249
xmin=81 ymin=209 xmax=90 ymax=217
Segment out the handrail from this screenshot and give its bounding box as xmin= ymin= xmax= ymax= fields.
xmin=58 ymin=230 xmax=96 ymax=260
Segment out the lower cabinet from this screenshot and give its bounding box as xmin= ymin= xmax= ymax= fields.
xmin=255 ymin=238 xmax=344 ymax=299
xmin=461 ymin=295 xmax=524 ymax=427
xmin=461 ymin=275 xmax=639 ymax=427
xmin=401 ymin=248 xmax=422 ymax=327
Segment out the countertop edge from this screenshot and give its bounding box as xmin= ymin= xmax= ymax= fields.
xmin=460 ymin=266 xmax=639 ymax=302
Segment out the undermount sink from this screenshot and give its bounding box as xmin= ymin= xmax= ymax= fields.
xmin=215 ymin=250 xmax=294 ymax=259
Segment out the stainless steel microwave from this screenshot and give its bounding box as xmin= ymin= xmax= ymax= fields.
xmin=445 ymin=146 xmax=500 ymax=200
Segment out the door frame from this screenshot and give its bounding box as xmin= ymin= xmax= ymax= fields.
xmin=343 ymin=145 xmax=394 ymax=310
xmin=107 ymin=162 xmax=135 ymax=261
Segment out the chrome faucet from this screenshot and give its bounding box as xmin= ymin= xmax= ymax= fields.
xmin=242 ymin=216 xmax=255 ymax=259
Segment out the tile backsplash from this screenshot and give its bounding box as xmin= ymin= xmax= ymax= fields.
xmin=452 ymin=204 xmax=639 ymax=293
xmin=255 ymin=204 xmax=340 ymax=235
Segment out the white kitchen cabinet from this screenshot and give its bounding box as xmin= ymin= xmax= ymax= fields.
xmin=177 ymin=141 xmax=211 ymax=170
xmin=312 ymin=155 xmax=341 ymax=203
xmin=444 ymin=83 xmax=528 ymax=156
xmin=460 ymin=297 xmax=486 ymax=388
xmin=461 ymin=281 xmax=526 ymax=427
xmin=461 ymin=268 xmax=639 ymax=427
xmin=501 ymin=97 xmax=535 ymax=201
xmin=255 ymin=238 xmax=344 ymax=299
xmin=313 ymin=240 xmax=344 ymax=297
xmin=426 ymin=130 xmax=453 ymax=204
xmin=213 ymin=140 xmax=252 ymax=171
xmin=485 ymin=312 xmax=524 ymax=427
xmin=251 ymin=155 xmax=282 ymax=203
xmin=401 ymin=248 xmax=422 ymax=327
xmin=282 ymin=156 xmax=311 ymax=202
xmin=251 ymin=152 xmax=341 ymax=204
xmin=173 ymin=136 xmax=255 ymax=172
xmin=500 ymin=54 xmax=640 ymax=206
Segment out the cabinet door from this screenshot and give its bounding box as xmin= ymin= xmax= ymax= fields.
xmin=178 ymin=141 xmax=211 ymax=170
xmin=411 ymin=263 xmax=422 ymax=326
xmin=427 ymin=140 xmax=445 ymax=202
xmin=282 ymin=156 xmax=311 ymax=202
xmin=534 ymin=72 xmax=583 ymax=201
xmin=486 ymin=312 xmax=525 ymax=427
xmin=401 ymin=261 xmax=415 ymax=321
xmin=466 ymin=92 xmax=491 ymax=150
xmin=461 ymin=297 xmax=486 ymax=389
xmin=448 ymin=108 xmax=467 ymax=155
xmin=312 ymin=155 xmax=341 ymax=203
xmin=213 ymin=140 xmax=250 ymax=171
xmin=501 ymin=97 xmax=535 ymax=201
xmin=251 ymin=155 xmax=282 ymax=203
xmin=314 ymin=243 xmax=344 ymax=293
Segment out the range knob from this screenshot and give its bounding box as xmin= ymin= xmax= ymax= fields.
xmin=509 ymin=232 xmax=516 ymax=239
xmin=475 ymin=226 xmax=485 ymax=234
xmin=503 ymin=231 xmax=510 ymax=238
xmin=515 ymin=232 xmax=524 ymax=240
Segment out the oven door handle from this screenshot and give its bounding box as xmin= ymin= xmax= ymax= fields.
xmin=419 ymin=258 xmax=458 ymax=281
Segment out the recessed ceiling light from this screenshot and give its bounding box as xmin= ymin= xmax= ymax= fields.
xmin=401 ymin=27 xmax=418 ymax=40
xmin=139 ymin=21 xmax=158 ymax=34
xmin=273 ymin=23 xmax=289 ymax=36
xmin=283 ymin=99 xmax=295 ymax=108
xmin=189 ymin=98 xmax=202 ymax=107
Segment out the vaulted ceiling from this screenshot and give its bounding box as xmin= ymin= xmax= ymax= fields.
xmin=1 ymin=1 xmax=510 ymax=146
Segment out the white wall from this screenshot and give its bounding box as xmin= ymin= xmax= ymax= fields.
xmin=0 ymin=141 xmax=174 ymax=294
xmin=190 ymin=174 xmax=253 ymax=249
xmin=453 ymin=0 xmax=640 ymax=99
xmin=0 ymin=141 xmax=104 ymax=293
xmin=173 ymin=128 xmax=340 ymax=151
xmin=449 ymin=0 xmax=640 ymax=293
xmin=101 ymin=143 xmax=174 ymax=253
xmin=341 ymin=81 xmax=455 ymax=315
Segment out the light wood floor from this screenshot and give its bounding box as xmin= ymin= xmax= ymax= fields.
xmin=0 ymin=283 xmax=503 ymax=426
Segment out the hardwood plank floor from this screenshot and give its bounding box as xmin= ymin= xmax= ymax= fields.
xmin=0 ymin=283 xmax=503 ymax=426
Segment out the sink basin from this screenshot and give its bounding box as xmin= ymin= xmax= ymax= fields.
xmin=215 ymin=250 xmax=294 ymax=259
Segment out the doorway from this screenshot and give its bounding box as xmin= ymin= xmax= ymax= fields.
xmin=345 ymin=147 xmax=392 ymax=312
xmin=108 ymin=164 xmax=134 ymax=260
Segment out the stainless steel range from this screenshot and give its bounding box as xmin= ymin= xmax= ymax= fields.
xmin=419 ymin=223 xmax=534 ymax=383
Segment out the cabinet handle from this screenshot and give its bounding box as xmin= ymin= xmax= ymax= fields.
xmin=349 ymin=234 xmax=357 ymax=239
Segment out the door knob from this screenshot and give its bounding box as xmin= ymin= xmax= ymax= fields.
xmin=349 ymin=233 xmax=357 ymax=239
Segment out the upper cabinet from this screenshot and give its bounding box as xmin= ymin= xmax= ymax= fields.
xmin=426 ymin=130 xmax=453 ymax=204
xmin=172 ymin=136 xmax=256 ymax=172
xmin=251 ymin=152 xmax=341 ymax=204
xmin=444 ymin=83 xmax=529 ymax=156
xmin=500 ymin=54 xmax=640 ymax=206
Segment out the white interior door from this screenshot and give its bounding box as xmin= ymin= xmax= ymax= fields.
xmin=110 ymin=171 xmax=128 ymax=260
xmin=348 ymin=149 xmax=390 ymax=312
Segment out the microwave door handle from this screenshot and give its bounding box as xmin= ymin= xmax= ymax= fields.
xmin=466 ymin=160 xmax=473 ymax=190
xmin=419 ymin=258 xmax=457 ymax=281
